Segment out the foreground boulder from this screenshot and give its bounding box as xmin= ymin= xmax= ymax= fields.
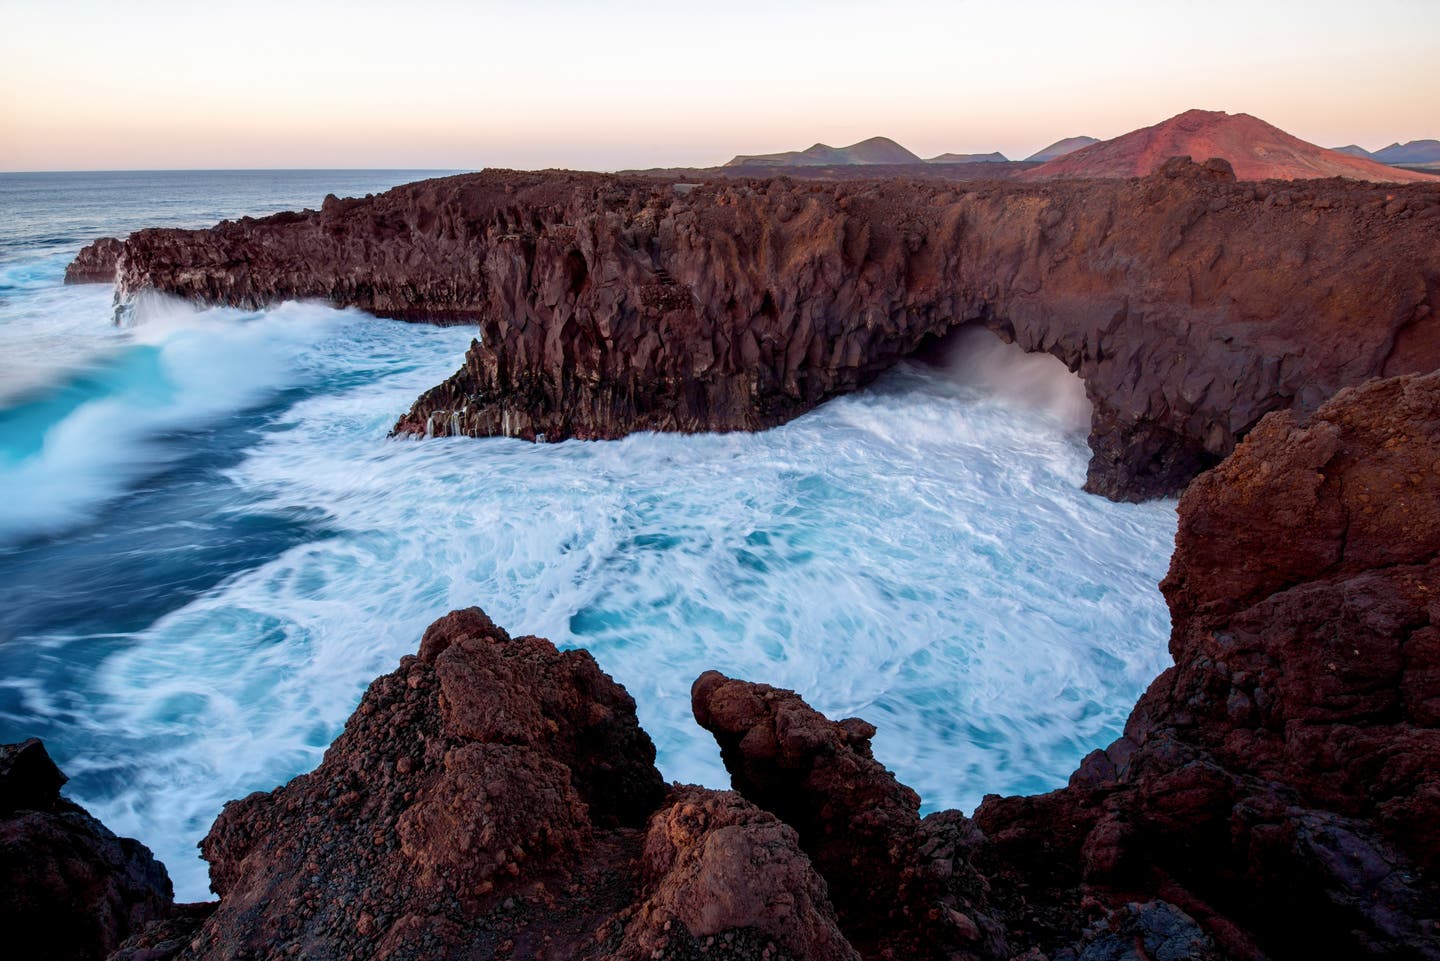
xmin=73 ymin=164 xmax=1440 ymax=500
xmin=172 ymin=608 xmax=850 ymax=961
xmin=0 ymin=738 xmax=175 ymax=961
xmin=982 ymin=378 xmax=1440 ymax=954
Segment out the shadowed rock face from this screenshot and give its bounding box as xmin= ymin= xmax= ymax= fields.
xmin=75 ymin=163 xmax=1440 ymax=500
xmin=0 ymin=739 xmax=176 ymax=961
xmin=973 ymin=372 xmax=1440 ymax=960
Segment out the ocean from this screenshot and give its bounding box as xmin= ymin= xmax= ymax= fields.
xmin=0 ymin=170 xmax=1178 ymax=901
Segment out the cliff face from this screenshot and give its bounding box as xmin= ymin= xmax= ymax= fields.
xmin=76 ymin=163 xmax=1439 ymax=500
xmin=971 ymin=371 xmax=1440 ymax=959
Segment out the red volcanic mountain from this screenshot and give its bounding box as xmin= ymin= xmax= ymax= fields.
xmin=1028 ymin=109 xmax=1438 ymax=183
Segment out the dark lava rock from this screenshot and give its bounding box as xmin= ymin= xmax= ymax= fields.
xmin=0 ymin=738 xmax=175 ymax=961
xmin=977 ymin=372 xmax=1440 ymax=960
xmin=75 ymin=165 xmax=1440 ymax=501
xmin=692 ymin=670 xmax=1005 ymax=960
xmin=173 ymin=609 xmax=852 ymax=961
xmin=693 ymin=372 xmax=1440 ymax=960
xmin=64 ymin=236 xmax=124 ymax=284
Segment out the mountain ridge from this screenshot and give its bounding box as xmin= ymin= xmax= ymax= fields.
xmin=1027 ymin=109 xmax=1436 ymax=183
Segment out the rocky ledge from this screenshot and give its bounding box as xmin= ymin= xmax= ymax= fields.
xmin=13 ymin=370 xmax=1437 ymax=960
xmin=70 ymin=162 xmax=1439 ymax=499
xmin=0 ymin=738 xmax=181 ymax=961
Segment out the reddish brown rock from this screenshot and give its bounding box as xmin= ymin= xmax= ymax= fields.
xmin=973 ymin=372 xmax=1440 ymax=960
xmin=64 ymin=236 xmax=124 ymax=284
xmin=182 ymin=608 xmax=665 ymax=960
xmin=172 ymin=609 xmax=865 ymax=961
xmin=1026 ymin=109 xmax=1439 ymax=184
xmin=615 ymin=786 xmax=858 ymax=961
xmin=691 ymin=671 xmax=1006 ymax=960
xmin=77 ymin=164 xmax=1440 ymax=500
xmin=0 ymin=739 xmax=175 ymax=961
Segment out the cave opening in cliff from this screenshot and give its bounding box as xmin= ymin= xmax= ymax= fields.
xmin=910 ymin=322 xmax=1092 ymax=435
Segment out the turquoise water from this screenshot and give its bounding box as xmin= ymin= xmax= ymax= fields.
xmin=0 ymin=171 xmax=1177 ymax=900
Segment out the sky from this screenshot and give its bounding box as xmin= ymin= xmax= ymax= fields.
xmin=1 ymin=0 xmax=1436 ymax=172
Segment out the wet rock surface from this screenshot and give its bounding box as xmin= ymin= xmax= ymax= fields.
xmin=0 ymin=739 xmax=176 ymax=961
xmin=74 ymin=164 xmax=1440 ymax=500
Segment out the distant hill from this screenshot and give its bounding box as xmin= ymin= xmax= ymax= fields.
xmin=725 ymin=137 xmax=922 ymax=167
xmin=926 ymin=151 xmax=1009 ymax=164
xmin=1373 ymin=140 xmax=1440 ymax=165
xmin=1024 ymin=136 xmax=1099 ymax=162
xmin=1026 ymin=110 xmax=1437 ymax=183
xmin=1331 ymin=144 xmax=1374 ymax=158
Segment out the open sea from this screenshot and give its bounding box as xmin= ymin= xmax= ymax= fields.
xmin=0 ymin=170 xmax=1177 ymax=900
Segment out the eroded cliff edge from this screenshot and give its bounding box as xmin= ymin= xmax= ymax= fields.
xmin=73 ymin=161 xmax=1440 ymax=500
xmin=17 ymin=370 xmax=1432 ymax=961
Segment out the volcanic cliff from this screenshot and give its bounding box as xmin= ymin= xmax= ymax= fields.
xmin=12 ymin=370 xmax=1437 ymax=960
xmin=72 ymin=160 xmax=1440 ymax=499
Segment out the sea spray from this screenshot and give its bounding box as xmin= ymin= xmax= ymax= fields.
xmin=1 ymin=197 xmax=1175 ymax=900
xmin=927 ymin=324 xmax=1092 ymax=433
xmin=7 ymin=302 xmax=1173 ymax=899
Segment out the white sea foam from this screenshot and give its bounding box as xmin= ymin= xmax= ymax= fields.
xmin=0 ymin=257 xmax=126 ymax=405
xmin=0 ymin=300 xmax=356 ymax=541
xmin=14 ymin=306 xmax=1177 ymax=900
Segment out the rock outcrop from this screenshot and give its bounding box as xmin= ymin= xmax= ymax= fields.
xmin=64 ymin=236 xmax=124 ymax=284
xmin=0 ymin=738 xmax=177 ymax=961
xmin=693 ymin=371 xmax=1440 ymax=960
xmin=163 ymin=607 xmax=851 ymax=961
xmin=74 ymin=163 xmax=1440 ymax=499
xmin=15 ymin=371 xmax=1433 ymax=959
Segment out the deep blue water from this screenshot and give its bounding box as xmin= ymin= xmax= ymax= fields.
xmin=0 ymin=170 xmax=1177 ymax=900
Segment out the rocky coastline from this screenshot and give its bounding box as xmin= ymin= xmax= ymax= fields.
xmin=8 ymin=370 xmax=1438 ymax=960
xmin=68 ymin=162 xmax=1440 ymax=500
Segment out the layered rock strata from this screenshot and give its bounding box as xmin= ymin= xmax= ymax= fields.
xmin=71 ymin=163 xmax=1440 ymax=499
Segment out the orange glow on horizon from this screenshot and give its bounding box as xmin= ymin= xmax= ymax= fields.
xmin=2 ymin=0 xmax=1436 ymax=172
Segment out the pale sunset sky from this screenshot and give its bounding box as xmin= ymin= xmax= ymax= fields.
xmin=1 ymin=0 xmax=1436 ymax=172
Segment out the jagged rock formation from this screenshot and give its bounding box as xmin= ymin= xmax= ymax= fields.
xmin=9 ymin=373 xmax=1436 ymax=960
xmin=1027 ymin=109 xmax=1438 ymax=183
xmin=75 ymin=162 xmax=1440 ymax=499
xmin=694 ymin=371 xmax=1440 ymax=960
xmin=64 ymin=236 xmax=124 ymax=284
xmin=975 ymin=371 xmax=1440 ymax=960
xmin=0 ymin=739 xmax=177 ymax=961
xmin=166 ymin=608 xmax=850 ymax=961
